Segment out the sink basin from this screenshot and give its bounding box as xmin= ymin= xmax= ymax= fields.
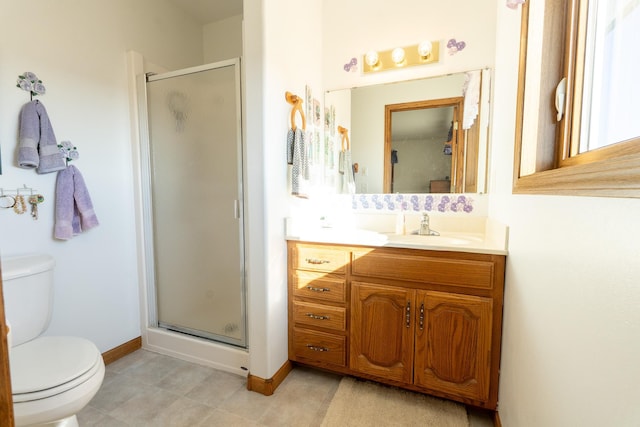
xmin=285 ymin=216 xmax=508 ymax=255
xmin=388 ymin=233 xmax=484 ymax=246
xmin=297 ymin=228 xmax=389 ymax=245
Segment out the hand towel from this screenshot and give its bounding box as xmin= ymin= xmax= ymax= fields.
xmin=339 ymin=149 xmax=355 ymax=194
xmin=18 ymin=100 xmax=67 ymax=173
xmin=286 ymin=127 xmax=309 ymax=198
xmin=54 ymin=165 xmax=99 ymax=240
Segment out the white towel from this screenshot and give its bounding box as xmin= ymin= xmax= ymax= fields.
xmin=462 ymin=70 xmax=482 ymax=130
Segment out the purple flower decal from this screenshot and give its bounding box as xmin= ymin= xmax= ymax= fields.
xmin=447 ymin=39 xmax=466 ymax=55
xmin=506 ymin=0 xmax=525 ymax=9
xmin=343 ymin=57 xmax=358 ymax=72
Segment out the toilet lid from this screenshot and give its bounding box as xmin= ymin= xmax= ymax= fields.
xmin=10 ymin=336 xmax=101 ymax=395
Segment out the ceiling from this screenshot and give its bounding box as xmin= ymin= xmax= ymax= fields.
xmin=168 ymin=0 xmax=243 ymax=25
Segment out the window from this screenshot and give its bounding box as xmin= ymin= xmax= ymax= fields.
xmin=513 ymin=0 xmax=640 ymax=198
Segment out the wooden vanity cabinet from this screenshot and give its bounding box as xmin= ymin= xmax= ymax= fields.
xmin=287 ymin=241 xmax=505 ymax=410
xmin=288 ymin=243 xmax=351 ymax=371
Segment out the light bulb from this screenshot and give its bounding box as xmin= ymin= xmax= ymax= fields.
xmin=365 ymin=50 xmax=379 ymax=67
xmin=391 ymin=47 xmax=405 ymax=65
xmin=418 ymin=40 xmax=433 ymax=58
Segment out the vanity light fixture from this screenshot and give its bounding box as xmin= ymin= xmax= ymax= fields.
xmin=365 ymin=50 xmax=380 ymax=67
xmin=363 ymin=40 xmax=439 ymax=73
xmin=391 ymin=47 xmax=406 ymax=65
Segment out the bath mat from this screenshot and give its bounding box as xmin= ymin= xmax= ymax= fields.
xmin=320 ymin=377 xmax=469 ymax=427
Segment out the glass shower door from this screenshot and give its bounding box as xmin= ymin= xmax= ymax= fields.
xmin=145 ymin=60 xmax=245 ymax=347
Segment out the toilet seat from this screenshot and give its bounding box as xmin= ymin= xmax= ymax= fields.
xmin=11 ymin=336 xmax=102 ymax=403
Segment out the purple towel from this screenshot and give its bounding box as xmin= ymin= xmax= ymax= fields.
xmin=18 ymin=100 xmax=67 ymax=174
xmin=54 ymin=165 xmax=99 ymax=240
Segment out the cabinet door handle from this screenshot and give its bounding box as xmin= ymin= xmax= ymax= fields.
xmin=306 ymin=344 xmax=329 ymax=352
xmin=305 ymin=258 xmax=330 ymax=265
xmin=305 ymin=313 xmax=330 ymax=321
xmin=406 ymin=302 xmax=411 ymax=328
xmin=419 ymin=303 xmax=424 ymax=330
xmin=306 ymin=286 xmax=330 ymax=293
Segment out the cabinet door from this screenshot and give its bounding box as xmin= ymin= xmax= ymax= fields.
xmin=350 ymin=281 xmax=414 ymax=383
xmin=414 ymin=291 xmax=492 ymax=402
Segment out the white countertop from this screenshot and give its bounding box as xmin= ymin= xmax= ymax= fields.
xmin=285 ymin=215 xmax=509 ymax=256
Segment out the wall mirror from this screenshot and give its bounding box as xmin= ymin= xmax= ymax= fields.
xmin=325 ymin=69 xmax=491 ymax=194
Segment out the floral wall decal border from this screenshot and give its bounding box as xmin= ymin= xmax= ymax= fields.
xmin=352 ymin=194 xmax=474 ymax=213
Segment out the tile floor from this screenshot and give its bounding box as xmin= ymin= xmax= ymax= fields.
xmin=78 ymin=349 xmax=494 ymax=426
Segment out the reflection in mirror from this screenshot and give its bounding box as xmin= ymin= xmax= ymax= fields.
xmin=385 ymin=97 xmax=463 ymax=194
xmin=326 ymin=69 xmax=490 ymax=194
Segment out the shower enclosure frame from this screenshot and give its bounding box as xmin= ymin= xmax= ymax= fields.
xmin=136 ymin=58 xmax=248 ymax=351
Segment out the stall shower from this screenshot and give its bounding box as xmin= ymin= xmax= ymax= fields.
xmin=138 ymin=59 xmax=246 ymax=350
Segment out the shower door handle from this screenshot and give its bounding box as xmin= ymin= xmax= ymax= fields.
xmin=234 ymin=200 xmax=240 ymax=219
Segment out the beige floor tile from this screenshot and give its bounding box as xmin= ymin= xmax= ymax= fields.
xmin=156 ymin=362 xmax=218 ymax=395
xmin=147 ymin=396 xmax=219 ymax=427
xmin=198 ymin=408 xmax=258 ymax=426
xmin=79 ymin=349 xmax=495 ymax=426
xmin=108 ymin=386 xmax=179 ymax=425
xmin=185 ymin=369 xmax=247 ymax=408
xmin=215 ymin=384 xmax=274 ymax=422
xmin=87 ymin=374 xmax=151 ymax=413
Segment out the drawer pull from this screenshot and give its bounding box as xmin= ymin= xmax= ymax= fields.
xmin=306 ymin=313 xmax=330 ymax=321
xmin=306 ymin=344 xmax=329 ymax=352
xmin=305 ymin=258 xmax=331 ymax=265
xmin=306 ymin=286 xmax=330 ymax=293
xmin=419 ymin=303 xmax=425 ymax=330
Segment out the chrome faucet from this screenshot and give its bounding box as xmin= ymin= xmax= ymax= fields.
xmin=417 ymin=212 xmax=440 ymax=236
xmin=419 ymin=212 xmax=431 ymax=235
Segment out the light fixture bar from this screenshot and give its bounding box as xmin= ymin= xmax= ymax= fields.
xmin=363 ymin=41 xmax=440 ymax=73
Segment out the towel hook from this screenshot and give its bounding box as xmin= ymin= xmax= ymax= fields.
xmin=338 ymin=126 xmax=350 ymax=151
xmin=16 ymin=72 xmax=46 ymax=101
xmin=285 ymin=91 xmax=306 ymax=131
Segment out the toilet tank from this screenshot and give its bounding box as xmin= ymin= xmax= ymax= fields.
xmin=1 ymin=254 xmax=55 ymax=347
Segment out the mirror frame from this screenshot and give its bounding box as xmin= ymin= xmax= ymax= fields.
xmin=383 ymin=97 xmax=465 ymax=193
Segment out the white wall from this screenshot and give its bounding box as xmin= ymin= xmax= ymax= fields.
xmin=0 ymin=0 xmax=203 ymax=352
xmin=489 ymin=3 xmax=640 ymax=426
xmin=245 ymin=0 xmax=324 ymax=379
xmin=322 ymin=0 xmax=496 ymax=91
xmin=204 ymin=15 xmax=244 ymax=64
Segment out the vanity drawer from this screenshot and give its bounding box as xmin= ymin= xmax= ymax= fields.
xmin=293 ymin=301 xmax=346 ymax=332
xmin=291 ymin=328 xmax=346 ymax=367
xmin=352 ymin=250 xmax=495 ymax=290
xmin=291 ymin=271 xmax=346 ymax=303
xmin=291 ymin=245 xmax=350 ymax=274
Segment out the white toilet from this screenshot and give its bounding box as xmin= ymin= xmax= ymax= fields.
xmin=2 ymin=254 xmax=105 ymax=427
